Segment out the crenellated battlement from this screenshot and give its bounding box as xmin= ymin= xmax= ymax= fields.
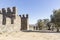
xmin=0 ymin=7 xmax=16 ymax=14
xmin=0 ymin=7 xmax=16 ymax=25
xmin=0 ymin=7 xmax=16 ymax=18
xmin=19 ymin=14 xmax=28 ymax=18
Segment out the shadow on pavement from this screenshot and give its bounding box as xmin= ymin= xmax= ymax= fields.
xmin=21 ymin=30 xmax=60 ymax=33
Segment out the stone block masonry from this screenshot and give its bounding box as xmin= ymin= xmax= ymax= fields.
xmin=19 ymin=14 xmax=28 ymax=30
xmin=0 ymin=7 xmax=16 ymax=25
xmin=0 ymin=7 xmax=29 ymax=32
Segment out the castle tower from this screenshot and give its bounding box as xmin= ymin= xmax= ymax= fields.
xmin=19 ymin=14 xmax=28 ymax=30
xmin=0 ymin=7 xmax=29 ymax=32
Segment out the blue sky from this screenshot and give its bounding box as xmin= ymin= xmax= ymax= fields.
xmin=0 ymin=0 xmax=60 ymax=24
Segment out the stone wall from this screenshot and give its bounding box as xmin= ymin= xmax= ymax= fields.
xmin=19 ymin=14 xmax=29 ymax=30
xmin=0 ymin=14 xmax=21 ymax=33
xmin=0 ymin=7 xmax=29 ymax=32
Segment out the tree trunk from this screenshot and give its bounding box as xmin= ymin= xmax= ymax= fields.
xmin=48 ymin=26 xmax=51 ymax=30
xmin=56 ymin=27 xmax=59 ymax=32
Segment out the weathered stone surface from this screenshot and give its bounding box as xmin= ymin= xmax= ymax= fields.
xmin=0 ymin=14 xmax=21 ymax=32
xmin=19 ymin=14 xmax=29 ymax=30
xmin=0 ymin=7 xmax=29 ymax=32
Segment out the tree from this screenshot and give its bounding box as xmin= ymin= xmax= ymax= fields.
xmin=43 ymin=19 xmax=50 ymax=30
xmin=47 ymin=22 xmax=51 ymax=30
xmin=51 ymin=9 xmax=60 ymax=32
xmin=37 ymin=19 xmax=44 ymax=30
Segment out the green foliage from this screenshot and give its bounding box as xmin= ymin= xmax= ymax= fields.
xmin=51 ymin=9 xmax=60 ymax=32
xmin=37 ymin=19 xmax=44 ymax=30
xmin=52 ymin=9 xmax=60 ymax=26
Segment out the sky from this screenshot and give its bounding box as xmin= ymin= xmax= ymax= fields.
xmin=0 ymin=0 xmax=60 ymax=24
